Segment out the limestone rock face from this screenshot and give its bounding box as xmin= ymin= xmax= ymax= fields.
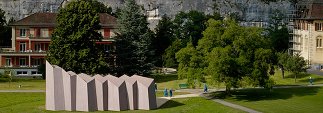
xmin=0 ymin=0 xmax=293 ymax=28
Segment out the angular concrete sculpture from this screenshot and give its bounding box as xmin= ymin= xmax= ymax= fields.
xmin=63 ymin=71 xmax=77 ymax=111
xmin=45 ymin=61 xmax=157 ymax=112
xmin=105 ymin=75 xmax=129 ymax=111
xmin=76 ymin=73 xmax=97 ymax=112
xmin=119 ymin=75 xmax=138 ymax=110
xmin=94 ymin=74 xmax=108 ymax=111
xmin=132 ymin=75 xmax=157 ymax=110
xmin=46 ymin=61 xmax=65 ymax=110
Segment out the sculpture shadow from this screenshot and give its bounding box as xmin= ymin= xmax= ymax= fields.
xmin=158 ymin=99 xmax=185 ymax=109
xmin=204 ymin=86 xmax=321 ymax=102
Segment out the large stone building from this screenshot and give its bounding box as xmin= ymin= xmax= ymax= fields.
xmin=291 ymin=0 xmax=323 ymax=70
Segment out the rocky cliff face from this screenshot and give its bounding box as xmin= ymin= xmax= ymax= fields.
xmin=0 ymin=0 xmax=215 ymax=21
xmin=0 ymin=0 xmax=293 ymax=28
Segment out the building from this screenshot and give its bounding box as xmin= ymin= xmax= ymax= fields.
xmin=291 ymin=0 xmax=323 ymax=70
xmin=0 ymin=12 xmax=117 ymax=76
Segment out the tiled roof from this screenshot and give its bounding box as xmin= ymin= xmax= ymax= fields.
xmin=297 ymin=0 xmax=323 ymax=20
xmin=10 ymin=12 xmax=117 ymax=28
xmin=10 ymin=13 xmax=57 ymax=26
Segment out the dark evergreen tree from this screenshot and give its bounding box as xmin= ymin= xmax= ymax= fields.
xmin=115 ymin=0 xmax=154 ymax=76
xmin=47 ymin=0 xmax=111 ymax=75
xmin=153 ymin=15 xmax=174 ymax=67
xmin=0 ymin=8 xmax=11 ymax=48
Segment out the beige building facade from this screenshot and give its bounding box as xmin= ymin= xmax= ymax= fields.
xmin=291 ymin=0 xmax=323 ymax=70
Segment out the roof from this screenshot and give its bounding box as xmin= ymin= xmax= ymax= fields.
xmin=297 ymin=0 xmax=323 ymax=20
xmin=10 ymin=12 xmax=117 ymax=28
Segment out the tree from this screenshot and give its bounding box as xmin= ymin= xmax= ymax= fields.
xmin=0 ymin=8 xmax=11 ymax=47
xmin=277 ymin=52 xmax=289 ymax=79
xmin=163 ymin=11 xmax=207 ymax=68
xmin=267 ymin=9 xmax=290 ymax=52
xmin=176 ymin=43 xmax=206 ymax=88
xmin=285 ymin=54 xmax=308 ymax=83
xmin=115 ymin=0 xmax=154 ymax=76
xmin=47 ymin=0 xmax=111 ymax=75
xmin=176 ymin=18 xmax=274 ymax=93
xmin=153 ymin=15 xmax=174 ymax=67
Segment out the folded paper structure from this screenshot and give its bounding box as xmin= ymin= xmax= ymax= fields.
xmin=45 ymin=61 xmax=157 ymax=112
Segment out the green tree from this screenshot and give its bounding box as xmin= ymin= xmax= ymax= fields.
xmin=163 ymin=11 xmax=207 ymax=68
xmin=115 ymin=0 xmax=154 ymax=76
xmin=177 ymin=19 xmax=273 ymax=93
xmin=267 ymin=9 xmax=290 ymax=52
xmin=153 ymin=15 xmax=174 ymax=67
xmin=47 ymin=0 xmax=110 ymax=75
xmin=0 ymin=8 xmax=11 ymax=47
xmin=176 ymin=43 xmax=206 ymax=88
xmin=285 ymin=54 xmax=308 ymax=83
xmin=277 ymin=52 xmax=289 ymax=79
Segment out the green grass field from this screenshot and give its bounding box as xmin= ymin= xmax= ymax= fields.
xmin=220 ymin=87 xmax=323 ymax=113
xmin=0 ymin=78 xmax=45 ymax=90
xmin=271 ymin=71 xmax=323 ymax=86
xmin=0 ymin=92 xmax=244 ymax=113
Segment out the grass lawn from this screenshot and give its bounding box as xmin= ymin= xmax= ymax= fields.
xmin=272 ymin=70 xmax=323 ymax=86
xmin=152 ymin=74 xmax=188 ymax=90
xmin=0 ymin=92 xmax=244 ymax=113
xmin=0 ymin=78 xmax=45 ymax=90
xmin=217 ymin=87 xmax=323 ymax=113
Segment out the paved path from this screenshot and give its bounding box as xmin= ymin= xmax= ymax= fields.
xmin=213 ymin=99 xmax=262 ymax=113
xmin=307 ymin=69 xmax=323 ymax=76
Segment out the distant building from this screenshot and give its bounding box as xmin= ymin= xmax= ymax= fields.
xmin=0 ymin=12 xmax=117 ymax=76
xmin=291 ymin=0 xmax=323 ymax=70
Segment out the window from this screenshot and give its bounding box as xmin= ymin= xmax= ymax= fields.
xmin=34 ymin=43 xmax=41 ymax=51
xmin=19 ymin=58 xmax=26 ymax=66
xmin=315 ymin=23 xmax=323 ymax=31
xmin=104 ymin=44 xmax=113 ymax=52
xmin=5 ymin=58 xmax=11 ymax=67
xmin=32 ymin=58 xmax=41 ymax=66
xmin=20 ymin=29 xmax=27 ymax=37
xmin=17 ymin=71 xmax=28 ymax=75
xmin=317 ymin=37 xmax=322 ymax=48
xmin=31 ymin=71 xmax=41 ymax=75
xmin=40 ymin=28 xmax=49 ymax=37
xmin=19 ymin=42 xmax=26 ymax=52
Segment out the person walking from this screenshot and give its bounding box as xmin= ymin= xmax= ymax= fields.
xmin=169 ymin=88 xmax=173 ymax=97
xmin=204 ymin=83 xmax=208 ymax=93
xmin=164 ymin=88 xmax=168 ymax=97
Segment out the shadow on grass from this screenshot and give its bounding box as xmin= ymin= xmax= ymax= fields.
xmin=204 ymin=86 xmax=321 ymax=102
xmin=284 ymin=73 xmax=311 ymax=79
xmin=153 ymin=74 xmax=179 ymax=83
xmin=158 ymin=99 xmax=185 ymax=109
xmin=299 ymin=78 xmax=323 ymax=83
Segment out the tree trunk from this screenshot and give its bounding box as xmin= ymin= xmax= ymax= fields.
xmin=294 ymin=74 xmax=297 ymax=83
xmin=281 ymin=66 xmax=285 ymax=79
xmin=225 ymin=86 xmax=231 ymax=95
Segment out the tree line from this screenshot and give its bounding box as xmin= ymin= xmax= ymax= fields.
xmin=42 ymin=0 xmax=308 ymax=93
